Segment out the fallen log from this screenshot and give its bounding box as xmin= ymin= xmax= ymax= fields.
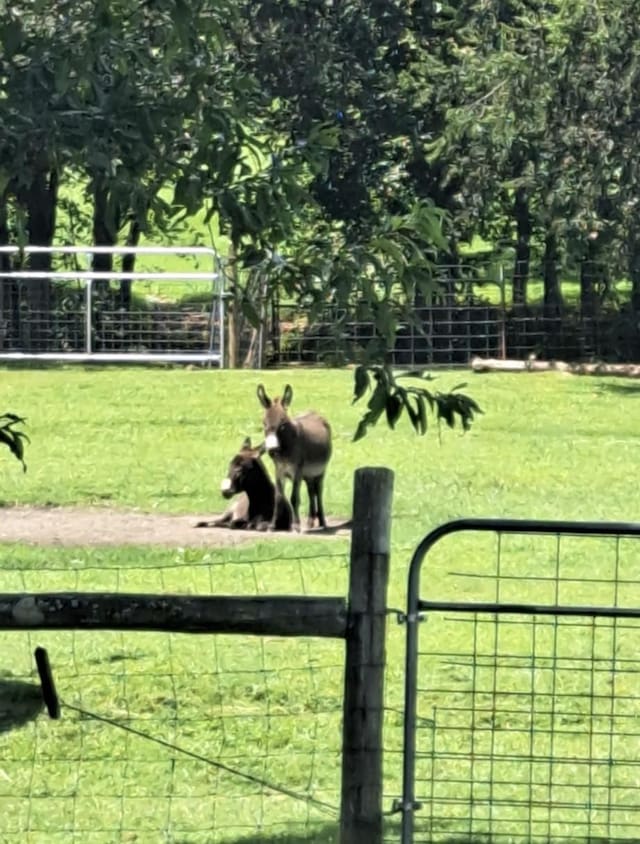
xmin=470 ymin=357 xmax=640 ymax=378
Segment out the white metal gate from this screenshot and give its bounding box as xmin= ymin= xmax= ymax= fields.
xmin=0 ymin=245 xmax=225 ymax=365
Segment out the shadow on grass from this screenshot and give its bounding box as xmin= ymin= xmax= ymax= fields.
xmin=406 ymin=824 xmax=621 ymax=844
xmin=178 ymin=822 xmax=622 ymax=844
xmin=0 ymin=676 xmax=43 ymax=732
xmin=596 ymin=381 xmax=640 ymax=397
xmin=179 ymin=825 xmax=339 ymax=844
xmin=428 ymin=838 xmax=618 ymax=844
xmin=304 ymin=520 xmax=353 ymax=537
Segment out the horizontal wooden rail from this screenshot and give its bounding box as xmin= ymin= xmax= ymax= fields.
xmin=1 ymin=593 xmax=348 ymax=639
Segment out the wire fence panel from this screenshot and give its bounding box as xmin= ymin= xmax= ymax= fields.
xmin=0 ymin=548 xmax=349 ymax=843
xmin=399 ymin=519 xmax=640 ymax=843
xmin=266 ymin=259 xmax=640 ymax=366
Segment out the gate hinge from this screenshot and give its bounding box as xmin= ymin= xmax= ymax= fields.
xmin=393 ymin=609 xmax=425 ymax=625
xmin=390 ymin=798 xmax=423 ymax=814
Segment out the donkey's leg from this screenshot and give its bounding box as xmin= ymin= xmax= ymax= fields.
xmin=270 ymin=474 xmax=288 ymax=531
xmin=290 ymin=473 xmax=302 ymax=531
xmin=304 ymin=478 xmax=317 ymax=529
xmin=315 ymin=475 xmax=327 ymax=529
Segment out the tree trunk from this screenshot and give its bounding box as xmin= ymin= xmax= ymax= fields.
xmin=629 ymin=236 xmax=640 ymax=314
xmin=579 ymin=238 xmax=597 ymax=318
xmin=0 ymin=194 xmax=14 ymax=350
xmin=512 ymin=186 xmax=531 ymax=307
xmin=227 ymin=238 xmax=239 ymax=368
xmin=91 ymin=177 xmax=120 ymax=350
xmin=119 ymin=219 xmax=141 ymax=310
xmin=543 ymin=229 xmax=563 ymax=315
xmin=92 ymin=179 xmax=115 ymax=272
xmin=20 ymin=168 xmax=58 ymax=349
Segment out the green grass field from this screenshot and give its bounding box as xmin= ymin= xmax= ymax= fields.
xmin=1 ymin=367 xmax=639 ymax=842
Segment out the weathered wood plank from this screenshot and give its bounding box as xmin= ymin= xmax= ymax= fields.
xmin=0 ymin=593 xmax=348 ymax=638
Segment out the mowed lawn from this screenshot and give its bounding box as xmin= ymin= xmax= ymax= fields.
xmin=0 ymin=366 xmax=639 ymax=843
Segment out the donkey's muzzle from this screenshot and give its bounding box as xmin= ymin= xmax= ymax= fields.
xmin=220 ymin=477 xmax=235 ymax=499
xmin=264 ymin=433 xmax=280 ymax=455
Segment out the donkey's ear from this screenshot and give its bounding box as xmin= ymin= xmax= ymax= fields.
xmin=257 ymin=441 xmax=267 ymax=455
xmin=242 ymin=437 xmax=252 ymax=449
xmin=282 ymin=384 xmax=293 ymax=408
xmin=257 ymin=384 xmax=271 ymax=408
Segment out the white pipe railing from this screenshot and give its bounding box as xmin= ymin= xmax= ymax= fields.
xmin=0 ymin=245 xmax=225 ymax=365
xmin=0 ymin=245 xmax=221 ymax=256
xmin=4 ymin=272 xmax=220 ymax=280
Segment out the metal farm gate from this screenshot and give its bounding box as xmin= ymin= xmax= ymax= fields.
xmin=398 ymin=518 xmax=640 ymax=843
xmin=0 ymin=245 xmax=224 ymax=365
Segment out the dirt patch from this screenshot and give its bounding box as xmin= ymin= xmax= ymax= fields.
xmin=0 ymin=505 xmax=351 ymax=548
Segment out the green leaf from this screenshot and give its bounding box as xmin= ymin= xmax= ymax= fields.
xmin=352 ymin=418 xmax=370 ymax=442
xmin=54 ymin=60 xmax=70 ymax=95
xmin=0 ymin=415 xmax=28 ymax=471
xmin=385 ymin=393 xmax=403 ymax=429
xmin=404 ymin=396 xmax=420 ymax=433
xmin=307 ymin=122 xmax=341 ymax=149
xmin=255 ymin=184 xmax=274 ymax=226
xmin=352 ymin=365 xmax=370 ymax=404
xmin=239 ymin=246 xmax=266 ymax=268
xmin=0 ymin=413 xmax=25 ymax=425
xmin=0 ymin=169 xmax=10 ymax=197
xmin=424 ymin=135 xmax=447 ymax=164
xmin=437 ymin=399 xmax=456 ymax=429
xmin=372 ymin=236 xmax=407 ymax=268
xmin=416 ymin=394 xmax=427 ymax=435
xmin=366 ymin=381 xmax=387 ymax=416
xmin=459 ymin=394 xmax=483 ymax=415
xmin=1 ymin=18 xmax=24 ymax=58
xmin=240 ymin=297 xmax=261 ymax=329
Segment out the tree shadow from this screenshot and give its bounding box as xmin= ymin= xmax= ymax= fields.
xmin=385 ymin=814 xmax=622 ymax=843
xmin=176 ymin=824 xmax=339 ymax=844
xmin=406 ymin=824 xmax=619 ymax=844
xmin=431 ymin=838 xmax=617 ymax=844
xmin=0 ymin=676 xmax=44 ymax=732
xmin=596 ymin=381 xmax=640 ymax=397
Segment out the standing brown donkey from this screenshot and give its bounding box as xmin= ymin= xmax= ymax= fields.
xmin=257 ymin=384 xmax=332 ymax=530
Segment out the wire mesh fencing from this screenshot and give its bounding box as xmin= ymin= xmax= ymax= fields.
xmin=399 ymin=520 xmax=640 ymax=843
xmin=0 ymin=547 xmax=349 ymax=843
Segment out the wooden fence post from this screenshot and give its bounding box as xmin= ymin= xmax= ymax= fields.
xmin=340 ymin=466 xmax=394 ymax=844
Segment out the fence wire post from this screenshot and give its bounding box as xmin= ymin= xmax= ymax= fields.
xmin=86 ymin=278 xmax=92 ymax=355
xmin=340 ymin=466 xmax=394 ymax=844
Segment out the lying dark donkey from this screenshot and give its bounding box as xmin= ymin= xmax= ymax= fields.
xmin=257 ymin=384 xmax=332 ymax=531
xmin=196 ymin=437 xmax=292 ymax=531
